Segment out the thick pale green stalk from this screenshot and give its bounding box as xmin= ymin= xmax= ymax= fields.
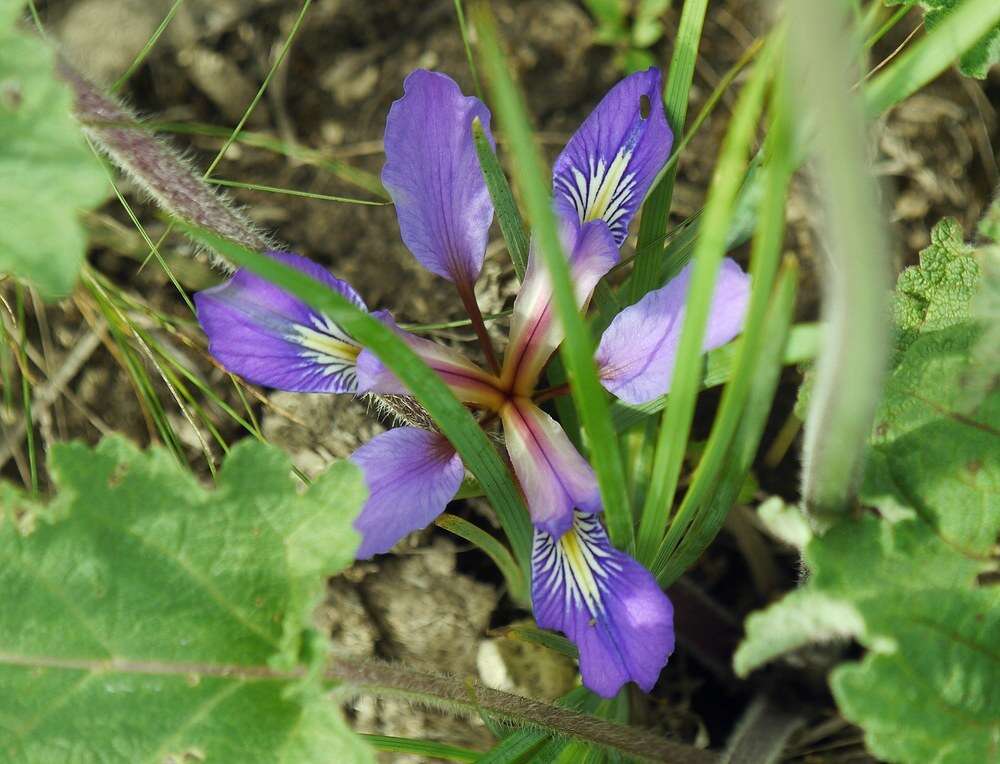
xmin=472 ymin=5 xmax=634 ymax=550
xmin=473 ymin=118 xmax=530 ymax=280
xmin=177 ymin=223 xmax=534 ymax=567
xmin=635 ymin=44 xmax=775 ymax=564
xmin=865 ymin=0 xmax=1000 ymax=115
xmin=627 ymin=0 xmax=708 ymax=303
xmin=653 ymin=64 xmax=795 ymax=571
xmin=789 ymin=0 xmax=892 ymax=523
xmin=654 ymin=259 xmax=798 ymax=584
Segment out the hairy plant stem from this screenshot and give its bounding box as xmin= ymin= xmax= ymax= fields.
xmin=331 ymin=658 xmax=717 ymax=763
xmin=0 ymin=650 xmax=713 ymax=763
xmin=56 ymin=58 xmax=270 ymax=267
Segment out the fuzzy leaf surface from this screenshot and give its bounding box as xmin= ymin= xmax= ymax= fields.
xmin=886 ymin=0 xmax=1000 ymax=78
xmin=0 ymin=0 xmax=107 ymax=297
xmin=0 ymin=437 xmax=373 ymax=763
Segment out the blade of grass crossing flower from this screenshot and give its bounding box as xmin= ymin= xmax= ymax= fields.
xmin=361 ymin=734 xmax=480 ymax=763
xmin=651 ymin=65 xmax=795 ymax=570
xmin=635 ymin=43 xmax=776 ymax=565
xmin=178 ymin=223 xmax=534 ymax=566
xmin=473 ymin=118 xmax=529 ymax=280
xmin=864 ymin=0 xmax=1000 ymax=115
xmin=436 ymin=513 xmax=527 ymax=604
xmin=472 ymin=4 xmax=634 ymax=551
xmin=654 ymin=259 xmax=798 ymax=584
xmin=626 ymin=0 xmax=708 ymax=304
xmin=791 ymin=0 xmax=893 ymax=523
xmin=494 ymin=623 xmax=577 ymax=659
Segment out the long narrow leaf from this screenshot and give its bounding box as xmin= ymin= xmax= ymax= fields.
xmin=473 ymin=5 xmax=634 ymax=550
xmin=636 ymin=42 xmax=777 ymax=564
xmin=176 ymin=222 xmax=534 ymax=567
xmin=628 ymin=0 xmax=710 ymax=303
xmin=655 ymin=259 xmax=799 ymax=584
xmin=473 ymin=118 xmax=530 ymax=279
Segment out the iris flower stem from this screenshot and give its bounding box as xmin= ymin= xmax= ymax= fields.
xmin=456 ymin=280 xmax=501 ymax=375
xmin=533 ymin=382 xmax=571 ymax=405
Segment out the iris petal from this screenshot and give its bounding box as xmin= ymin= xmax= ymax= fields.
xmin=502 ymin=216 xmax=618 ymax=395
xmin=596 ymin=258 xmax=750 ymax=405
xmin=194 ymin=251 xmax=365 ymax=393
xmin=382 ymin=69 xmax=495 ymax=285
xmin=553 ymin=68 xmax=672 ymax=245
xmin=351 ymin=427 xmax=464 ymax=559
xmin=355 ymin=316 xmax=504 ymax=410
xmin=532 ymin=511 xmax=675 ymax=698
xmin=501 ymin=398 xmax=601 ymax=537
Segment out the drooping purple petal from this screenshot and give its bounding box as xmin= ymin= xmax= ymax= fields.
xmin=382 ymin=69 xmax=495 ymax=285
xmin=532 ymin=511 xmax=674 ymax=698
xmin=194 ymin=251 xmax=366 ymax=393
xmin=501 ymin=216 xmax=618 ymax=395
xmin=553 ymin=68 xmax=672 ymax=245
xmin=595 ymin=258 xmax=750 ymax=405
xmin=351 ymin=427 xmax=464 ymax=558
xmin=501 ymin=398 xmax=601 ymax=537
xmin=355 ymin=315 xmax=504 ymax=410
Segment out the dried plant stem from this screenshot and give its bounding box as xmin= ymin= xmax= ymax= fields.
xmin=0 ymin=651 xmax=713 ymax=763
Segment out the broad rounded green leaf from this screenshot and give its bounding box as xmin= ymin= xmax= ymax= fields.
xmin=887 ymin=0 xmax=1000 ymax=78
xmin=0 ymin=437 xmax=373 ymax=763
xmin=832 ymin=588 xmax=1000 ymax=764
xmin=0 ymin=0 xmax=107 ymax=298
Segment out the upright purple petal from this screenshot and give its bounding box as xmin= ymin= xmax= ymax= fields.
xmin=351 ymin=427 xmax=464 ymax=559
xmin=194 ymin=251 xmax=366 ymax=393
xmin=553 ymin=68 xmax=672 ymax=245
xmin=382 ymin=70 xmax=495 ymax=285
xmin=501 ymin=216 xmax=618 ymax=395
xmin=354 ymin=315 xmax=504 ymax=410
xmin=501 ymin=398 xmax=600 ymax=537
xmin=595 ymin=258 xmax=750 ymax=405
xmin=532 ymin=512 xmax=674 ymax=698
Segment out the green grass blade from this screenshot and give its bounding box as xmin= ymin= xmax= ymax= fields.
xmin=361 ymin=733 xmax=480 ymax=762
xmin=627 ymin=0 xmax=708 ymax=303
xmin=864 ymin=0 xmax=1000 ymax=115
xmin=205 ymin=178 xmax=388 ymax=205
xmin=112 ymin=0 xmax=185 ymax=91
xmin=473 ymin=118 xmax=529 ymax=280
xmin=654 ymin=259 xmax=798 ymax=584
xmin=177 ymin=222 xmax=533 ymax=567
xmin=453 ymin=0 xmax=484 ymax=102
xmin=649 ymin=64 xmax=795 ymax=567
xmin=473 ymin=5 xmax=634 ymax=551
xmin=493 ymin=623 xmax=577 ymax=659
xmin=635 ymin=41 xmax=776 ymax=565
xmin=436 ymin=513 xmax=527 ymax=604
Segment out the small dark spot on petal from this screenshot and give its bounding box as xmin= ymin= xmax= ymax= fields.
xmin=639 ymin=94 xmax=651 ymax=120
xmin=967 ymin=459 xmax=982 ymax=475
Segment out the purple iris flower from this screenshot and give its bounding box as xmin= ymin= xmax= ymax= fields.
xmin=194 ymin=67 xmax=749 ymax=698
